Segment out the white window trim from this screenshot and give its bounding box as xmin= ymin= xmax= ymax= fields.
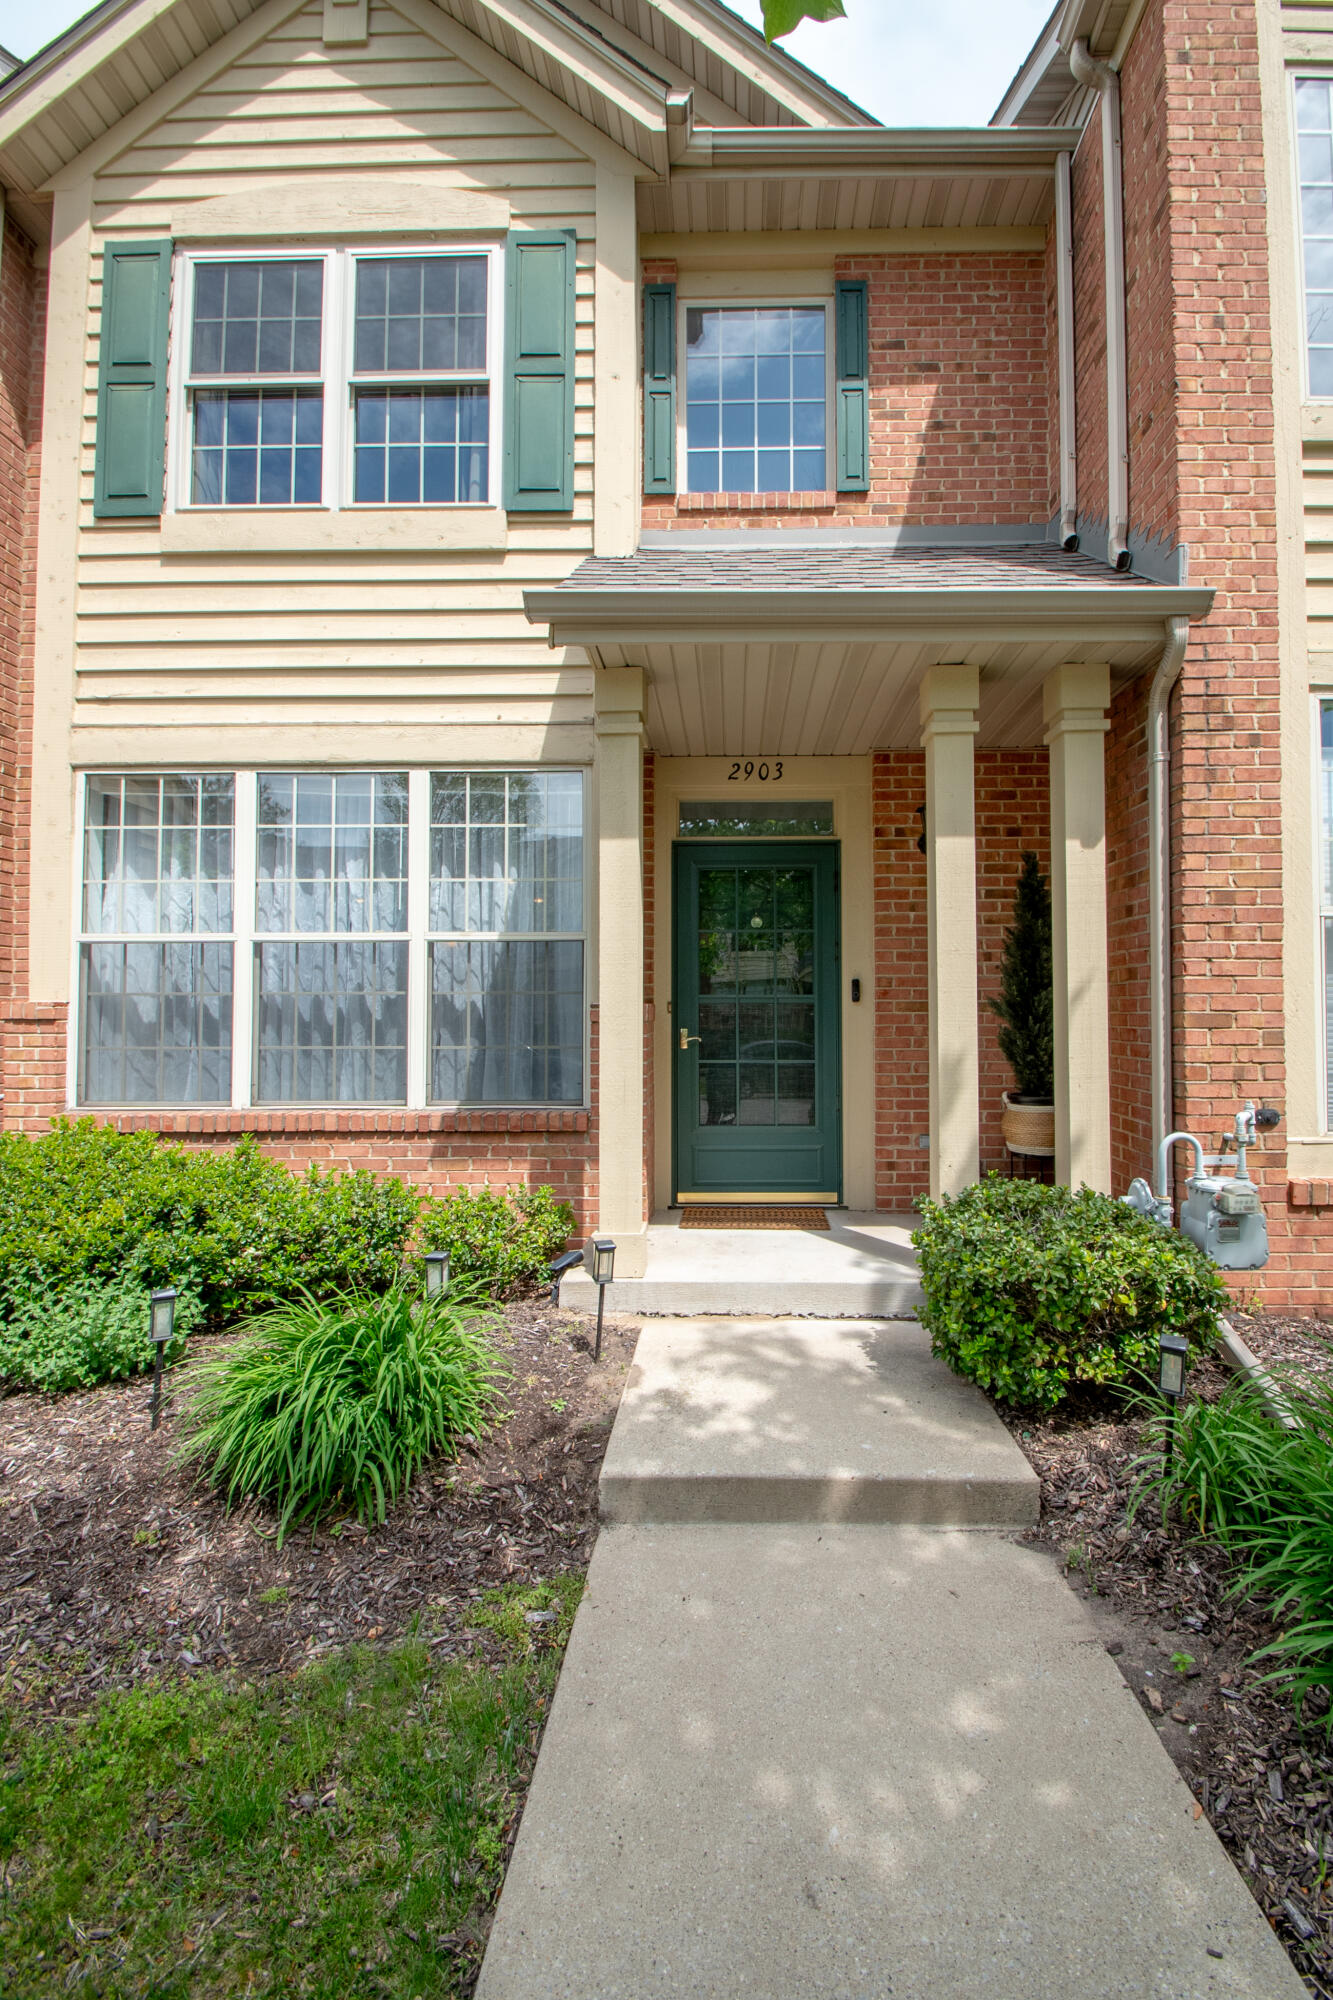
xmin=675 ymin=294 xmax=837 ymax=498
xmin=71 ymin=767 xmax=590 ymax=1114
xmin=1292 ymin=70 xmax=1333 ymax=403
xmin=167 ymin=244 xmax=504 ymax=514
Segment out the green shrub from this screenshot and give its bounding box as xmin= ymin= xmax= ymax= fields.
xmin=178 ymin=1284 xmax=507 ymax=1539
xmin=913 ymin=1177 xmax=1228 ymax=1410
xmin=1137 ymin=1367 xmax=1333 ymax=1719
xmin=0 ymin=1273 xmax=203 ymax=1395
xmin=418 ymin=1184 xmax=574 ymax=1296
xmin=0 ymin=1122 xmax=421 ymax=1319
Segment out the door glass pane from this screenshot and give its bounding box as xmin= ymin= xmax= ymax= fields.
xmin=691 ymin=861 xmax=820 ymax=1137
xmin=679 ymin=800 xmax=833 ymax=837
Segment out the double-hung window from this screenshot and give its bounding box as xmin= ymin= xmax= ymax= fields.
xmin=1297 ymin=78 xmax=1333 ymax=397
xmin=75 ymin=769 xmax=585 ymax=1108
xmin=683 ymin=304 xmax=829 ymax=494
xmin=188 ymin=260 xmax=325 ymax=505
xmin=177 ymin=248 xmax=496 ymax=509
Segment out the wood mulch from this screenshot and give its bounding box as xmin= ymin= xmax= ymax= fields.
xmin=1001 ymin=1317 xmax=1333 ymax=2000
xmin=0 ymin=1301 xmax=639 ymax=1712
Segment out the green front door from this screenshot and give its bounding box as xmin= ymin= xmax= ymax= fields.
xmin=673 ymin=842 xmax=841 ymax=1201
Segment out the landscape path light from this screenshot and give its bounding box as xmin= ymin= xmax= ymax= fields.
xmin=1157 ymin=1331 xmax=1190 ymax=1475
xmin=149 ymin=1288 xmax=177 ymax=1432
xmin=587 ymin=1237 xmax=615 ymax=1361
xmin=424 ymin=1250 xmax=450 ymax=1302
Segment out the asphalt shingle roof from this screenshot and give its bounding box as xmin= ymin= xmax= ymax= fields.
xmin=553 ymin=544 xmax=1159 ymax=593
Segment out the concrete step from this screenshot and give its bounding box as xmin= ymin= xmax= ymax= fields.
xmin=599 ymin=1318 xmax=1040 ymax=1527
xmin=562 ymin=1211 xmax=925 ymax=1318
xmin=478 ymin=1524 xmax=1305 ymax=2000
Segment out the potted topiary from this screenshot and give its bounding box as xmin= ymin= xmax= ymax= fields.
xmin=990 ymin=851 xmax=1055 ymax=1159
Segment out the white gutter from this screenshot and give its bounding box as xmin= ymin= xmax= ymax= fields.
xmin=1068 ymin=39 xmax=1130 ymax=568
xmin=1055 ymin=151 xmax=1078 ymax=546
xmin=1147 ymin=614 xmax=1190 ymax=1155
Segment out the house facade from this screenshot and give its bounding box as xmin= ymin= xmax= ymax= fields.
xmin=0 ymin=0 xmax=1325 ymax=1302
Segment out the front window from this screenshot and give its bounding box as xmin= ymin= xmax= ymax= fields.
xmin=179 ymin=248 xmax=495 ymax=509
xmin=683 ymin=304 xmax=828 ymax=495
xmin=75 ymin=769 xmax=584 ymax=1107
xmin=79 ymin=774 xmax=235 ymax=1104
xmin=188 ymin=260 xmax=325 ymax=505
xmin=1297 ymin=79 xmax=1333 ymax=396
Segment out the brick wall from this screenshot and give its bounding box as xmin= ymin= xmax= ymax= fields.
xmin=874 ymin=748 xmax=1051 ymax=1209
xmin=643 ymin=750 xmax=655 ymax=1216
xmin=643 ymin=253 xmax=1052 ymax=533
xmin=1106 ymin=675 xmax=1154 ymax=1195
xmin=1111 ymin=0 xmax=1303 ymax=1301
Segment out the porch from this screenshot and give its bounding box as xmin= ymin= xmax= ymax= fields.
xmin=526 ymin=539 xmax=1213 ymax=1276
xmin=561 ymin=1208 xmax=922 ymax=1316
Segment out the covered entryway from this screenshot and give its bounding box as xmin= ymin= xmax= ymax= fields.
xmin=673 ymin=841 xmax=841 ymax=1201
xmin=526 ymin=539 xmax=1213 ymax=1274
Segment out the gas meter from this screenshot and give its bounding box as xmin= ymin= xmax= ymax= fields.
xmin=1121 ymin=1100 xmax=1280 ymax=1270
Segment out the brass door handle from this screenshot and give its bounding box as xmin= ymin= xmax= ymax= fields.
xmin=679 ymin=1028 xmax=701 ymax=1050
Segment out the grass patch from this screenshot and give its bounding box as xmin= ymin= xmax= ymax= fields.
xmin=467 ymin=1575 xmax=584 ymax=1654
xmin=0 ymin=1580 xmax=580 ymax=1996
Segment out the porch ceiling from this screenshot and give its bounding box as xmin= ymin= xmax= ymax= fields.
xmin=524 ymin=543 xmax=1214 ymax=755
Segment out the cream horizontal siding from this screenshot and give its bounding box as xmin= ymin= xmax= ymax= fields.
xmin=75 ymin=0 xmax=598 ymax=747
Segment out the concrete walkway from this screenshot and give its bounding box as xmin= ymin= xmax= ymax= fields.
xmin=477 ymin=1320 xmax=1306 ymax=2000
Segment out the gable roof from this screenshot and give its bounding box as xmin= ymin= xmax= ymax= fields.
xmin=0 ymin=0 xmax=867 ymax=216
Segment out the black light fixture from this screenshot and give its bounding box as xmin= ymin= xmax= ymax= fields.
xmin=424 ymin=1250 xmax=450 ymax=1302
xmin=586 ymin=1237 xmax=616 ymax=1360
xmin=547 ymin=1247 xmax=582 ymax=1305
xmin=149 ymin=1288 xmax=177 ymax=1431
xmin=1157 ymin=1332 xmax=1189 ymax=1470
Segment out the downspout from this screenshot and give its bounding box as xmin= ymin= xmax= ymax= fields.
xmin=1054 ymin=150 xmax=1078 ymax=546
xmin=1069 ymin=39 xmax=1130 ymax=568
xmin=1148 ymin=615 xmax=1190 ymax=1156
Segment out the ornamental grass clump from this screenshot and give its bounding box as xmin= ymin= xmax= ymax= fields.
xmin=913 ymin=1176 xmax=1228 ymax=1410
xmin=178 ymin=1284 xmax=507 ymax=1540
xmin=1137 ymin=1367 xmax=1333 ymax=1721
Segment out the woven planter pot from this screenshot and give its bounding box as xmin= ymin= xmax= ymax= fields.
xmin=1002 ymin=1091 xmax=1055 ymax=1158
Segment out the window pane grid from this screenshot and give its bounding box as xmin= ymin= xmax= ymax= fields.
xmin=1298 ymin=80 xmax=1333 ymax=395
xmin=190 ymin=259 xmax=324 ymax=379
xmin=353 ymin=256 xmax=487 ymax=375
xmin=684 ymin=305 xmax=827 ymax=495
xmin=353 ymin=387 xmax=489 ymax=505
xmin=78 ymin=769 xmax=582 ymax=1109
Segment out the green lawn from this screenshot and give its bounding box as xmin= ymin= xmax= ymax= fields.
xmin=0 ymin=1575 xmax=583 ymax=1997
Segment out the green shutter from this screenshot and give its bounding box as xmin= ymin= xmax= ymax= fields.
xmin=835 ymin=278 xmax=869 ymax=494
xmin=643 ymin=282 xmax=676 ymax=494
xmin=503 ymin=230 xmax=576 ymax=512
xmin=94 ymin=239 xmax=173 ymax=519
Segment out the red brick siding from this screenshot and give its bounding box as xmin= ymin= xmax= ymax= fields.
xmin=1071 ymin=105 xmax=1110 ymax=539
xmin=644 ymin=254 xmax=1052 ymax=533
xmin=1122 ymin=0 xmax=1182 ymax=557
xmin=874 ymin=748 xmax=1051 ymax=1210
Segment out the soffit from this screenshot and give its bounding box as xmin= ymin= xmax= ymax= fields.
xmin=638 ymin=126 xmax=1079 ymax=232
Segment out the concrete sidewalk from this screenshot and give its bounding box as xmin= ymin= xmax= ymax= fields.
xmin=477 ymin=1322 xmax=1306 ymax=2000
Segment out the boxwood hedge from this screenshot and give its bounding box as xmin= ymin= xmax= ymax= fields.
xmin=913 ymin=1177 xmax=1229 ymax=1409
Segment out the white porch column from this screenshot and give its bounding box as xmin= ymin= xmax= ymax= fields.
xmin=593 ymin=667 xmax=648 ymax=1276
xmin=919 ymin=665 xmax=981 ymax=1199
xmin=1043 ymin=663 xmax=1112 ymax=1192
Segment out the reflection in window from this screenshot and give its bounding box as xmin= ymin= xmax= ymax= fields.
xmin=351 ymin=255 xmax=490 ymax=505
xmin=684 ymin=305 xmax=827 ymax=494
xmin=429 ymin=772 xmax=584 ymax=1103
xmin=254 ymin=772 xmax=408 ymax=1103
xmin=696 ymin=863 xmax=816 ymax=1129
xmin=1298 ymin=80 xmax=1333 ymax=395
xmin=678 ymin=800 xmax=834 ymax=838
xmin=188 ymin=260 xmax=325 ymax=506
xmin=79 ymin=774 xmax=234 ymax=1104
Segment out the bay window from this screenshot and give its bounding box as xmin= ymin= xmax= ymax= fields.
xmin=176 ymin=247 xmax=497 ymax=510
xmin=75 ymin=769 xmax=584 ymax=1108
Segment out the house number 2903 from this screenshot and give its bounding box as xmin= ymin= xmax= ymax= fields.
xmin=727 ymin=761 xmax=783 ymax=781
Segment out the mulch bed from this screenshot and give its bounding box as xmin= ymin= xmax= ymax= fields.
xmin=1001 ymin=1318 xmax=1333 ymax=2000
xmin=0 ymin=1301 xmax=639 ymax=1712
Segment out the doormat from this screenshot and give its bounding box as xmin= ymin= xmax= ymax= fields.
xmin=678 ymin=1206 xmax=830 ymax=1230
